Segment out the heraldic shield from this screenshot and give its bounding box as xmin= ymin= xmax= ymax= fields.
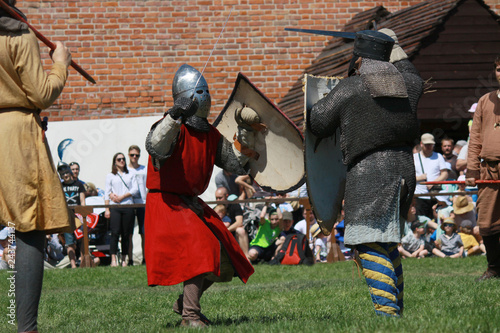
xmin=304 ymin=74 xmax=347 ymax=235
xmin=214 ymin=73 xmax=305 ymax=193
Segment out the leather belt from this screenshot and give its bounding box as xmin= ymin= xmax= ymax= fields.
xmin=484 ymin=160 xmax=500 ymax=167
xmin=0 ymin=107 xmax=39 ymax=114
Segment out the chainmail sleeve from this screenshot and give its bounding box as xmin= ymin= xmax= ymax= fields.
xmin=308 ymin=81 xmax=350 ymax=139
xmin=145 ymin=112 xmax=181 ymax=167
xmin=215 ymin=135 xmax=248 ymax=175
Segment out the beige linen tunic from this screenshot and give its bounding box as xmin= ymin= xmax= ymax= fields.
xmin=0 ymin=28 xmax=71 ymax=233
xmin=467 ymin=91 xmax=500 ymax=236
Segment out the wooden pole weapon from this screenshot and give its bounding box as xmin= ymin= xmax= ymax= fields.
xmin=0 ymin=0 xmax=96 ymax=84
xmin=421 ymin=180 xmax=500 ymax=185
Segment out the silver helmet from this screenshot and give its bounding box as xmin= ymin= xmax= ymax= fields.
xmin=172 ymin=64 xmax=211 ymax=118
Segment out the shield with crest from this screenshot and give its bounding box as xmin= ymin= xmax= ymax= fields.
xmin=304 ymin=74 xmax=346 ymax=235
xmin=214 ymin=73 xmax=305 ymax=193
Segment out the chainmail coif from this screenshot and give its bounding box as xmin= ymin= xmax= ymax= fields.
xmin=184 ymin=115 xmax=211 ymax=133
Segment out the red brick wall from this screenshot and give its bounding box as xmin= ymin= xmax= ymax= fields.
xmin=17 ymin=0 xmax=500 ymax=122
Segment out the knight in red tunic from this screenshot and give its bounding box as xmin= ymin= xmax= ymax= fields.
xmin=144 ymin=64 xmax=257 ymax=328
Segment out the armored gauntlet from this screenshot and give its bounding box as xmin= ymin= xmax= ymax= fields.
xmin=169 ymin=97 xmax=199 ymax=120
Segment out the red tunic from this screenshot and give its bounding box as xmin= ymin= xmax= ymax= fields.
xmin=145 ymin=123 xmax=254 ymax=286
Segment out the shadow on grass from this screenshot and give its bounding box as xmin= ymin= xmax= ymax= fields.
xmin=164 ymin=313 xmax=336 ymax=328
xmin=163 ymin=316 xmax=252 ymax=328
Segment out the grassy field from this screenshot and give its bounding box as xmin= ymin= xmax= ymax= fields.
xmin=1 ymin=256 xmax=499 ymax=332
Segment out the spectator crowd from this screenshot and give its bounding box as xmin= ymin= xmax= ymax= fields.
xmin=0 ymin=120 xmax=485 ymax=269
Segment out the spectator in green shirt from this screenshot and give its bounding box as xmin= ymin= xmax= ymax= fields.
xmin=247 ymin=205 xmax=281 ymax=264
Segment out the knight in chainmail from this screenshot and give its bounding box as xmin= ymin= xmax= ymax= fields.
xmin=144 ymin=64 xmax=257 ymax=328
xmin=309 ymin=30 xmax=423 ymax=317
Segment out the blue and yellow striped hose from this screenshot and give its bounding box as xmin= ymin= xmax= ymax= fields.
xmin=357 ymin=242 xmax=403 ymax=317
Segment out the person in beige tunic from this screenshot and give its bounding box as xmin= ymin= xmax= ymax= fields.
xmin=466 ymin=55 xmax=500 ymax=281
xmin=0 ymin=1 xmax=72 ymax=331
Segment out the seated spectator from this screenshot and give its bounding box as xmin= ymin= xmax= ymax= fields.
xmin=399 ymin=220 xmax=428 ymax=259
xmin=215 ymin=170 xmax=240 ymax=197
xmin=274 ymin=211 xmax=299 ymax=255
xmin=310 ymin=223 xmax=328 ymax=263
xmin=293 ymin=208 xmax=329 ymax=255
xmin=247 ymin=206 xmax=281 ymax=263
xmin=0 ymin=227 xmax=13 ymax=270
xmin=330 ymin=203 xmax=351 ymax=259
xmin=452 ymin=195 xmax=476 ymax=230
xmin=84 ymin=182 xmax=99 ymax=198
xmin=434 ymin=217 xmax=464 ymax=258
xmin=423 ymin=219 xmax=439 ymax=256
xmin=294 ymin=208 xmax=316 ymax=235
xmin=214 ymin=204 xmax=232 ymax=228
xmin=276 ymin=193 xmax=294 ymax=213
xmin=333 ymin=219 xmax=351 ymax=259
xmin=451 ymin=193 xmax=482 ymax=246
xmin=405 ymin=198 xmax=431 ymax=236
xmin=85 ymin=190 xmax=106 ymax=216
xmin=45 ymin=233 xmax=65 ymax=267
xmin=457 ymin=174 xmax=478 ymax=204
xmin=235 ymin=174 xmax=256 ymax=200
xmin=459 ymin=220 xmax=486 ymax=256
xmin=215 ymin=187 xmax=249 ymax=255
xmin=431 ymin=200 xmax=453 ymax=239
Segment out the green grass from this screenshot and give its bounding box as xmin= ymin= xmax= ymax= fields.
xmin=1 ymin=256 xmax=499 ymax=332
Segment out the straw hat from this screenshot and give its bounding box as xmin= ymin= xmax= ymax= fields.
xmin=441 ymin=217 xmax=457 ymax=231
xmin=310 ymin=223 xmax=322 ymax=237
xmin=453 ymin=196 xmax=474 ymax=215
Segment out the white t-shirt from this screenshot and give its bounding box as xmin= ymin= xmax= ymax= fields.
xmin=130 ymin=165 xmax=147 ymax=204
xmin=294 ymin=219 xmax=317 ymax=235
xmin=414 ymin=152 xmax=448 ymax=197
